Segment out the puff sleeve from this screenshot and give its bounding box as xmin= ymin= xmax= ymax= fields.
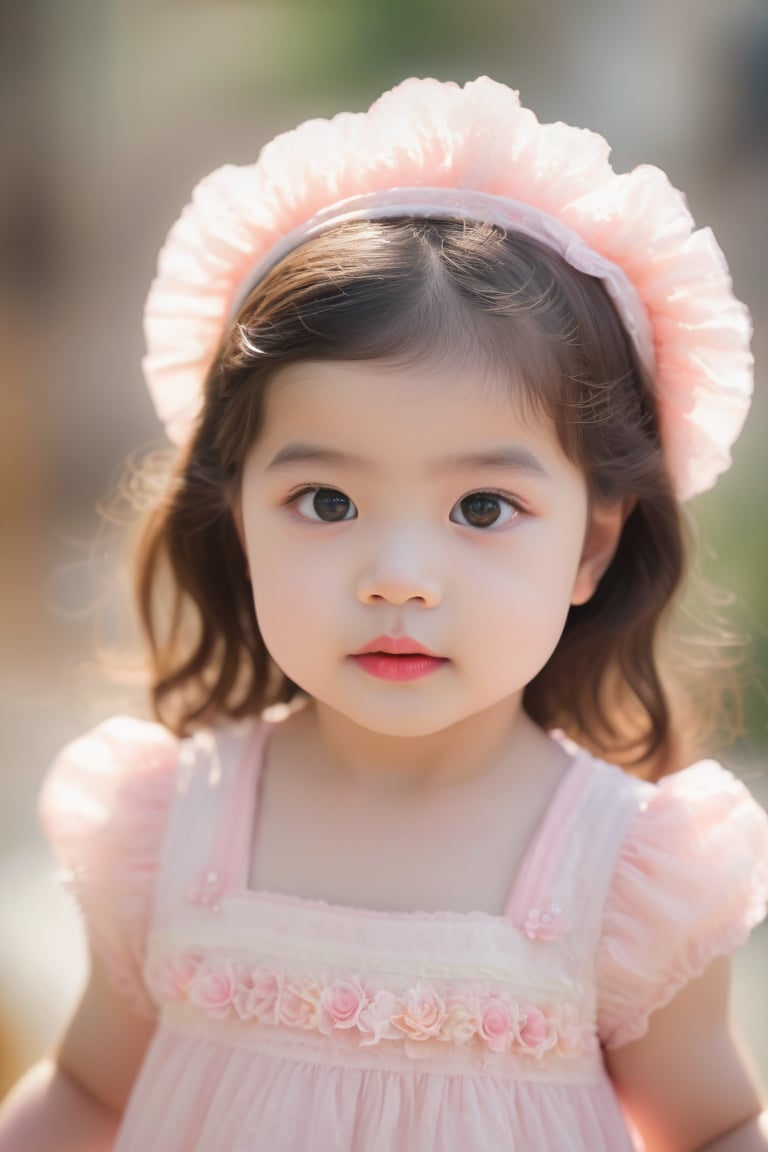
xmin=38 ymin=716 xmax=179 ymax=1017
xmin=597 ymin=760 xmax=768 ymax=1049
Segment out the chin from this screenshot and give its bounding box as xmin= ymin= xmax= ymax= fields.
xmin=314 ymin=694 xmax=493 ymax=740
xmin=361 ymin=716 xmax=459 ymax=739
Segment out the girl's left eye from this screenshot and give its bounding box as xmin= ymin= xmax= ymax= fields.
xmin=290 ymin=487 xmax=357 ymax=522
xmin=450 ymin=491 xmax=520 ymax=530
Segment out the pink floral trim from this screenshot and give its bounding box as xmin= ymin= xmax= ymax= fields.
xmin=147 ymin=953 xmax=591 ymax=1060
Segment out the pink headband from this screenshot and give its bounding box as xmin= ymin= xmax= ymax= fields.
xmin=143 ymin=76 xmax=753 ymax=500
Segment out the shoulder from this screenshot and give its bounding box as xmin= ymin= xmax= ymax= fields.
xmin=561 ymin=734 xmax=768 ymax=861
xmin=37 ymin=717 xmax=183 ymax=1015
xmin=612 ymin=757 xmax=768 ymax=895
xmin=597 ymin=756 xmax=768 ymax=1048
xmin=44 ymin=714 xmax=179 ymax=783
xmin=39 ymin=716 xmax=180 ymax=850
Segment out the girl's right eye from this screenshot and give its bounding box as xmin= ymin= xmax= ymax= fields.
xmin=289 ymin=487 xmax=357 ymax=522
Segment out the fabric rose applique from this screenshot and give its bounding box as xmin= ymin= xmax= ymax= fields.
xmin=147 ymin=953 xmax=589 ymax=1062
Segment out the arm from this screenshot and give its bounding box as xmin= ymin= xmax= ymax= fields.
xmin=0 ymin=951 xmax=156 ymax=1151
xmin=0 ymin=1061 xmax=120 ymax=1152
xmin=606 ymin=956 xmax=767 ymax=1152
xmin=700 ymin=1115 xmax=768 ymax=1152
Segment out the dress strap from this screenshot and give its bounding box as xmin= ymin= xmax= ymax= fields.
xmin=503 ymin=745 xmax=655 ymax=967
xmin=504 ymin=751 xmax=597 ymax=931
xmin=197 ymin=720 xmax=270 ymax=903
xmin=151 ymin=719 xmax=269 ymax=924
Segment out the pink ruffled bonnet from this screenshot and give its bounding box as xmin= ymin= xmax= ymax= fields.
xmin=142 ymin=76 xmax=753 ymax=501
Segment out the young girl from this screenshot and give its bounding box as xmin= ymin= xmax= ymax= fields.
xmin=1 ymin=76 xmax=767 ymax=1152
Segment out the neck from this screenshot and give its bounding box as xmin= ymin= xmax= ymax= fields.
xmin=294 ymin=694 xmax=546 ymax=793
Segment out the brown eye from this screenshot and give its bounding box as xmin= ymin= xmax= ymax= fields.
xmin=294 ymin=487 xmax=356 ymax=522
xmin=450 ymin=492 xmax=518 ymax=529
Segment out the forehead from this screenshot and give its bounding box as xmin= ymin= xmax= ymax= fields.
xmin=252 ymin=358 xmax=575 ymax=479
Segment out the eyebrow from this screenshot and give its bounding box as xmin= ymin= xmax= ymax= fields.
xmin=266 ymin=442 xmax=550 ymax=480
xmin=266 ymin=443 xmax=371 ymax=471
xmin=433 ymin=447 xmax=550 ymax=479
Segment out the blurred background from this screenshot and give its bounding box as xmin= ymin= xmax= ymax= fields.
xmin=1 ymin=0 xmax=767 ymax=1097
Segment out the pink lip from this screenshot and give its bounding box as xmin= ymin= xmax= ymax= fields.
xmin=354 ymin=635 xmax=439 ymax=657
xmin=350 ymin=636 xmax=447 ymax=682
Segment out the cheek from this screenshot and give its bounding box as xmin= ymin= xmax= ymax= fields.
xmin=474 ymin=566 xmax=572 ymax=654
xmin=466 ymin=529 xmax=584 ymax=670
xmin=249 ymin=556 xmax=303 ymax=629
xmin=246 ymin=541 xmax=339 ymax=671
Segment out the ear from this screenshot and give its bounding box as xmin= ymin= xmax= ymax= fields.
xmin=571 ymin=498 xmax=634 ymax=606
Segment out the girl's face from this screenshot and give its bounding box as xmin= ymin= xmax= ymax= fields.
xmin=238 ymin=358 xmax=615 ymax=738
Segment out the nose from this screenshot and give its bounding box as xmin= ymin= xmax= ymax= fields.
xmin=355 ymin=526 xmax=442 ymax=608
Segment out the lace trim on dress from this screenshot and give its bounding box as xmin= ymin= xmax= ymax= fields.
xmin=146 ymin=950 xmax=595 ymax=1063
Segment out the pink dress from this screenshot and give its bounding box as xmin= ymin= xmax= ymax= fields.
xmin=40 ymin=716 xmax=768 ymax=1152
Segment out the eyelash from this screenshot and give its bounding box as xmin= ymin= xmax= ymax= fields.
xmin=284 ymin=486 xmax=356 ymax=523
xmin=282 ymin=485 xmax=525 ymax=529
xmin=454 ymin=490 xmax=523 ymax=527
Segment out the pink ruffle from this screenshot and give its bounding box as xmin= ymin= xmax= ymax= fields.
xmin=143 ymin=76 xmax=753 ymax=499
xmin=597 ymin=760 xmax=768 ymax=1048
xmin=38 ymin=717 xmax=179 ymax=1016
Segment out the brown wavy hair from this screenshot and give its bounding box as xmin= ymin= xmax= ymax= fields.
xmin=135 ymin=218 xmax=696 ymax=774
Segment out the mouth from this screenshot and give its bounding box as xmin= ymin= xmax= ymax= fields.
xmin=354 ymin=635 xmax=441 ymax=657
xmin=350 ymin=636 xmax=448 ymax=682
